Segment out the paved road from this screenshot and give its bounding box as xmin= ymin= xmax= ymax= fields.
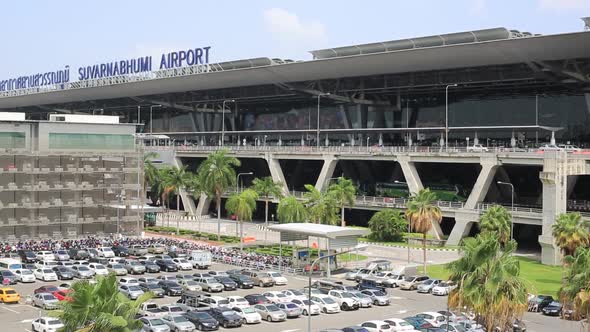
xmin=3 ymin=261 xmax=583 ymax=332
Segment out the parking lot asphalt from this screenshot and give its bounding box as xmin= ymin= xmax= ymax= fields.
xmin=0 ymin=262 xmax=583 ymax=332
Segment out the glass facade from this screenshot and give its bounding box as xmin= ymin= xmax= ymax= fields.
xmin=49 ymin=133 xmax=135 ymax=150
xmin=0 ymin=132 xmax=25 ymax=149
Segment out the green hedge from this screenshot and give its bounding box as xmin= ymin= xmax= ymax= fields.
xmin=145 ymin=226 xmax=240 ymax=243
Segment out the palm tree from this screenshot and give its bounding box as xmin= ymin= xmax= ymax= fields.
xmin=226 ymin=189 xmax=258 ymax=250
xmin=52 ymin=274 xmax=152 ymax=332
xmin=277 ymin=196 xmax=308 ymax=223
xmin=405 ymin=188 xmax=442 ymax=274
xmin=328 ymin=177 xmax=356 ymax=227
xmin=447 ymin=234 xmax=528 ymax=332
xmin=560 ymin=247 xmax=590 ymax=327
xmin=197 ymin=150 xmax=240 ymax=240
xmin=479 ymin=204 xmax=512 ymax=246
xmin=161 ymin=165 xmax=194 ymax=235
xmin=252 ymin=177 xmax=284 ymax=226
xmin=303 ymin=184 xmax=339 ymax=225
xmin=552 ymin=212 xmax=590 ymax=258
xmin=143 ymin=152 xmax=159 ymax=202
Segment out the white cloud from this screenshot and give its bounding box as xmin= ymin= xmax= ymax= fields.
xmin=263 ymin=8 xmax=327 ymax=54
xmin=539 ymin=0 xmax=590 ymax=10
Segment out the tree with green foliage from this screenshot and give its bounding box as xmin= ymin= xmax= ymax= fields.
xmin=552 ymin=212 xmax=590 ymax=258
xmin=328 ymin=177 xmax=356 ymax=227
xmin=446 ymin=234 xmax=528 ymax=332
xmin=196 ymin=150 xmax=240 ymax=240
xmin=143 ymin=152 xmax=159 ymax=204
xmin=368 ymin=209 xmax=408 ymax=242
xmin=252 ymin=177 xmax=284 ymax=227
xmin=560 ymin=247 xmax=590 ymax=328
xmin=479 ymin=205 xmax=512 ymax=246
xmin=161 ymin=165 xmax=194 ymax=234
xmin=52 ymin=274 xmax=152 ymax=332
xmin=303 ymin=184 xmax=339 ymax=225
xmin=226 ymin=189 xmax=258 ymax=250
xmin=277 ymin=196 xmax=308 ymax=223
xmin=405 ymin=188 xmax=442 ymax=274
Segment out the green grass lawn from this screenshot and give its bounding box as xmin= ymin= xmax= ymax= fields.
xmin=244 ymin=244 xmax=368 ymax=263
xmin=420 ymin=256 xmax=564 ymax=297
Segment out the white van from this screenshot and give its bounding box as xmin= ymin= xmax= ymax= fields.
xmin=0 ymin=258 xmax=23 ymax=272
xmin=189 ymin=250 xmax=212 ymax=269
xmin=97 ymin=247 xmax=115 ymax=258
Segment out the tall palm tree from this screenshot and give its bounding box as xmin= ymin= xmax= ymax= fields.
xmin=52 ymin=274 xmax=152 ymax=332
xmin=447 ymin=234 xmax=528 ymax=332
xmin=161 ymin=165 xmax=194 ymax=234
xmin=226 ymin=189 xmax=258 ymax=250
xmin=197 ymin=150 xmax=240 ymax=240
xmin=143 ymin=152 xmax=159 ymax=202
xmin=479 ymin=204 xmax=512 ymax=246
xmin=328 ymin=177 xmax=356 ymax=227
xmin=303 ymin=184 xmax=339 ymax=225
xmin=252 ymin=177 xmax=284 ymax=226
xmin=560 ymin=247 xmax=590 ymax=326
xmin=552 ymin=212 xmax=590 ymax=258
xmin=277 ymin=196 xmax=308 ymax=223
xmin=405 ymin=188 xmax=442 ymax=274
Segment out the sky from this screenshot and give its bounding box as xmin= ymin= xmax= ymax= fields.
xmin=1 ymin=0 xmax=589 ymax=79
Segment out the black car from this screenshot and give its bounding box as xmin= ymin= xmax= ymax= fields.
xmin=139 ymin=260 xmax=161 ymax=273
xmin=208 ymin=307 xmax=242 ymax=328
xmin=532 ymin=295 xmax=555 ymax=311
xmin=111 ymin=245 xmax=129 ymax=257
xmin=342 ymin=327 xmax=370 ymax=332
xmin=52 ymin=266 xmax=75 ymax=280
xmin=183 ymin=311 xmax=219 ymax=331
xmin=155 ymin=259 xmax=178 ymax=272
xmin=214 ymin=276 xmax=237 ymax=291
xmin=244 ymin=294 xmax=270 ymax=305
xmin=158 ymin=280 xmax=183 ymax=296
xmin=541 ymin=301 xmax=563 ymax=316
xmin=138 ymin=282 xmax=165 ymax=298
xmin=357 ymin=279 xmax=386 ymax=293
xmin=228 ymin=274 xmax=254 ymax=289
xmin=68 ymin=249 xmax=89 ymax=260
xmin=0 ymin=270 xmax=18 ymax=284
xmin=17 ymin=250 xmax=37 ymax=263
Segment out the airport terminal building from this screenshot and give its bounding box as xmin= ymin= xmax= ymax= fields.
xmin=0 ymin=21 xmax=589 ymax=264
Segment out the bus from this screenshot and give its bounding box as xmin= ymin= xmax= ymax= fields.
xmin=0 ymin=258 xmax=23 ymax=272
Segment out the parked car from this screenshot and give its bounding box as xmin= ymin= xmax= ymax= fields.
xmin=53 ymin=250 xmax=70 ymax=261
xmin=432 ymin=281 xmax=457 ymax=296
xmin=36 ymin=251 xmax=55 ymax=261
xmin=178 ymin=279 xmax=203 ymax=292
xmin=157 ymin=275 xmax=178 ymax=282
xmin=32 ymin=292 xmax=59 ymax=310
xmin=111 ymin=245 xmax=129 ymax=257
xmin=348 ymin=290 xmax=373 ymax=308
xmin=52 ymin=266 xmax=75 ymax=280
xmin=52 ymin=289 xmax=73 ymax=302
xmin=34 ymin=268 xmax=58 ymax=281
xmin=208 ymin=307 xmax=243 ymax=328
xmin=467 ymin=144 xmax=489 ymax=152
xmin=196 ymin=277 xmax=224 ymax=293
xmin=31 ymin=317 xmax=64 ymax=332
xmin=200 ymin=296 xmax=230 ymax=309
xmin=126 ymin=260 xmax=148 ymax=274
xmin=148 ymin=244 xmax=167 ymax=254
xmin=357 ymin=278 xmax=386 ymax=292
xmin=360 ymin=320 xmax=393 ymax=332
xmin=414 ymin=312 xmax=448 ymax=327
xmin=34 ymin=285 xmax=60 ymax=294
xmin=541 ymin=301 xmax=563 ymax=316
xmin=244 ymin=294 xmax=270 ymax=305
xmin=161 ymin=314 xmax=195 ymax=332
xmin=129 ymin=245 xmax=149 ymax=256
xmin=383 ymin=318 xmax=417 ymax=332
xmin=17 ymin=250 xmax=37 ymax=263
xmin=158 ymin=280 xmax=183 ymax=296
xmin=266 ymin=271 xmax=288 ymax=285
xmin=360 ymin=289 xmax=390 ymax=306
xmin=107 ymin=263 xmax=128 ymax=276
xmin=253 ymin=303 xmax=287 ymax=322
xmin=14 ymin=268 xmax=36 ymax=283
xmin=231 ymin=306 xmax=262 ymax=324
xmin=96 ymin=247 xmax=116 ymax=258
xmin=119 ymin=284 xmax=144 ymax=300
xmin=68 ymin=249 xmax=89 ymax=260
xmin=345 ymin=268 xmax=364 ymax=281
xmin=119 ymin=277 xmax=140 ymax=286
xmin=87 ymin=263 xmax=108 ymax=276
xmin=399 ymin=275 xmax=429 ymax=290
xmin=310 ymin=295 xmax=341 ymax=314
xmin=156 ymin=259 xmax=178 ymax=272
xmin=71 ymin=265 xmax=94 ymax=279
xmin=139 ymin=317 xmax=171 ymax=332
xmin=160 ymin=305 xmax=187 ymax=315
xmin=241 ymin=269 xmax=274 ymax=287
xmin=290 ymin=298 xmax=321 ymax=315
xmin=183 ymin=311 xmax=219 ymax=331
xmin=530 ymin=295 xmax=555 ymax=311
xmin=0 ymin=287 xmax=20 ymax=303
xmin=226 ymin=296 xmax=250 ymax=309
xmin=281 ymin=289 xmax=307 ymax=302
xmin=277 ymin=302 xmax=303 ymax=318
xmin=139 ymin=282 xmax=165 ymax=298
xmin=417 ymin=279 xmax=442 ymax=293
xmin=141 ymin=260 xmax=161 ymax=273
xmin=228 ymin=274 xmax=254 ymax=289
xmin=172 ymin=258 xmax=192 ymax=271
xmin=328 ymin=290 xmax=360 ymax=311
xmin=263 ymin=291 xmax=292 ymax=304
xmin=214 ymin=276 xmax=238 ymax=290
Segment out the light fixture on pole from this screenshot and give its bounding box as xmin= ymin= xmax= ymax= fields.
xmin=149 ymin=105 xmax=162 ymax=134
xmin=137 ymin=106 xmax=141 ymax=124
xmin=395 ymin=180 xmax=412 ymax=263
xmin=236 ymin=172 xmax=254 ymax=192
xmin=445 ymin=84 xmax=458 ymax=149
xmin=497 ymin=181 xmax=515 ymax=241
xmin=221 ymin=99 xmax=236 ymax=147
xmin=316 ymin=93 xmax=330 ymax=148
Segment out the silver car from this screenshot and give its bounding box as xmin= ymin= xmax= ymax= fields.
xmin=277 ymin=302 xmax=303 ymax=318
xmin=71 ymin=265 xmax=95 ymax=279
xmin=125 ymin=260 xmax=146 ymax=275
xmin=253 ymin=304 xmax=287 ymax=322
xmin=119 ymin=285 xmax=144 ymax=300
xmin=53 ymin=250 xmax=70 ymax=261
xmin=349 ymin=291 xmax=373 ymax=308
xmin=360 ymin=289 xmax=390 ymax=306
xmin=32 ymin=293 xmax=59 ymax=310
xmin=196 ymin=277 xmax=224 ymax=292
xmin=107 ymin=263 xmax=128 ymax=276
xmin=140 ymin=317 xmax=170 ymax=332
xmin=161 ymin=315 xmax=195 ymax=332
xmin=417 ymin=279 xmax=442 ymax=293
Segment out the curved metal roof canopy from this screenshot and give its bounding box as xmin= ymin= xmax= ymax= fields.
xmin=267 ymin=223 xmax=369 ymax=239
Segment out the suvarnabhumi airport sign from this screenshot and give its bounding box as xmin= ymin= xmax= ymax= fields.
xmin=0 ymin=46 xmax=211 ymax=92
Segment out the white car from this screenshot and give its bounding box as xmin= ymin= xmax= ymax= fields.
xmin=31 ymin=317 xmax=64 ymax=332
xmin=119 ymin=277 xmax=140 ymax=286
xmin=232 ymin=306 xmax=262 ymax=324
xmin=290 ymin=298 xmax=320 ymax=316
xmin=281 ymin=289 xmax=307 ymax=302
xmin=384 ymin=318 xmax=419 ymax=331
xmin=36 ymin=251 xmax=55 ymax=261
xmin=96 ymin=247 xmax=115 ymax=258
xmin=414 ymin=312 xmax=448 ymax=327
xmin=87 ymin=263 xmax=109 ymax=276
xmin=15 ymin=269 xmax=36 ymax=283
xmin=539 ymin=144 xmax=563 ymax=151
xmin=200 ymin=296 xmax=229 ymax=308
xmin=467 ymin=144 xmax=489 ymax=152
xmin=226 ymin=296 xmax=250 ymax=309
xmin=34 ymin=268 xmax=58 ymax=281
xmin=559 ymin=144 xmax=581 ymax=152
xmin=432 ymin=281 xmax=457 ymax=296
xmin=35 ymin=260 xmax=59 ymax=269
xmin=310 ymin=295 xmax=341 ymax=314
xmin=361 ymin=320 xmax=394 ymax=332
xmin=262 ymin=291 xmax=291 ymax=304
xmin=266 ymin=271 xmax=288 ymax=285
xmin=327 ymin=290 xmax=359 ymax=311
xmin=172 ymin=258 xmax=192 ymax=271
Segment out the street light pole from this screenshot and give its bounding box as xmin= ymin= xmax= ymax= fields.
xmin=236 ymin=172 xmax=254 ymax=192
xmin=221 ymin=99 xmax=235 ymax=147
xmin=307 ymin=244 xmax=367 ymax=332
xmin=497 ymin=181 xmax=515 ymax=241
xmin=395 ymin=180 xmax=412 ymax=263
xmin=316 ymin=93 xmax=330 ymax=148
xmin=137 ymin=105 xmax=141 ymax=124
xmin=149 ymin=105 xmax=162 ymax=134
xmin=445 ymin=84 xmax=457 ymax=149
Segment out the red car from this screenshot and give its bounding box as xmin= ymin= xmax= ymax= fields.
xmin=52 ymin=289 xmax=73 ymax=302
xmin=33 ymin=285 xmax=59 ymax=294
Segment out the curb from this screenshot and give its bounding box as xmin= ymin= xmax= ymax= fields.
xmin=359 ymin=240 xmax=459 ymax=252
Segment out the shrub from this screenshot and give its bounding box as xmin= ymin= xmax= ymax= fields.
xmin=368 ymin=209 xmax=408 ymax=242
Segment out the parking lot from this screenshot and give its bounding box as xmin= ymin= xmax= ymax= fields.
xmin=0 ymin=259 xmax=583 ymax=332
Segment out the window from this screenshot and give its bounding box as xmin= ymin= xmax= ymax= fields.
xmin=49 ymin=133 xmax=134 ymax=150
xmin=0 ymin=132 xmax=25 ymax=149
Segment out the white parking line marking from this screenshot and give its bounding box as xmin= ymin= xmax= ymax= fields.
xmin=1 ymin=306 xmax=20 ymax=314
xmin=293 ymin=277 xmax=307 ymax=281
xmin=280 ymin=330 xmax=300 ymax=332
xmin=397 ymin=309 xmax=408 ymax=314
xmin=21 ymin=319 xmax=35 ymax=323
xmin=23 ymin=329 xmax=32 ymax=332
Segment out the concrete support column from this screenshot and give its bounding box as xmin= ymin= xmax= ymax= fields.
xmin=464 ymin=159 xmax=499 ymax=209
xmin=173 ymin=157 xmax=197 ymax=216
xmin=315 ymin=157 xmax=339 ymax=192
xmin=538 ymin=153 xmax=567 ymax=265
xmin=397 ymin=156 xmax=423 ymax=195
xmin=265 ymin=155 xmax=290 ymax=196
xmin=447 ymin=210 xmax=479 ymax=245
xmin=195 ymin=192 xmax=211 ymax=216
